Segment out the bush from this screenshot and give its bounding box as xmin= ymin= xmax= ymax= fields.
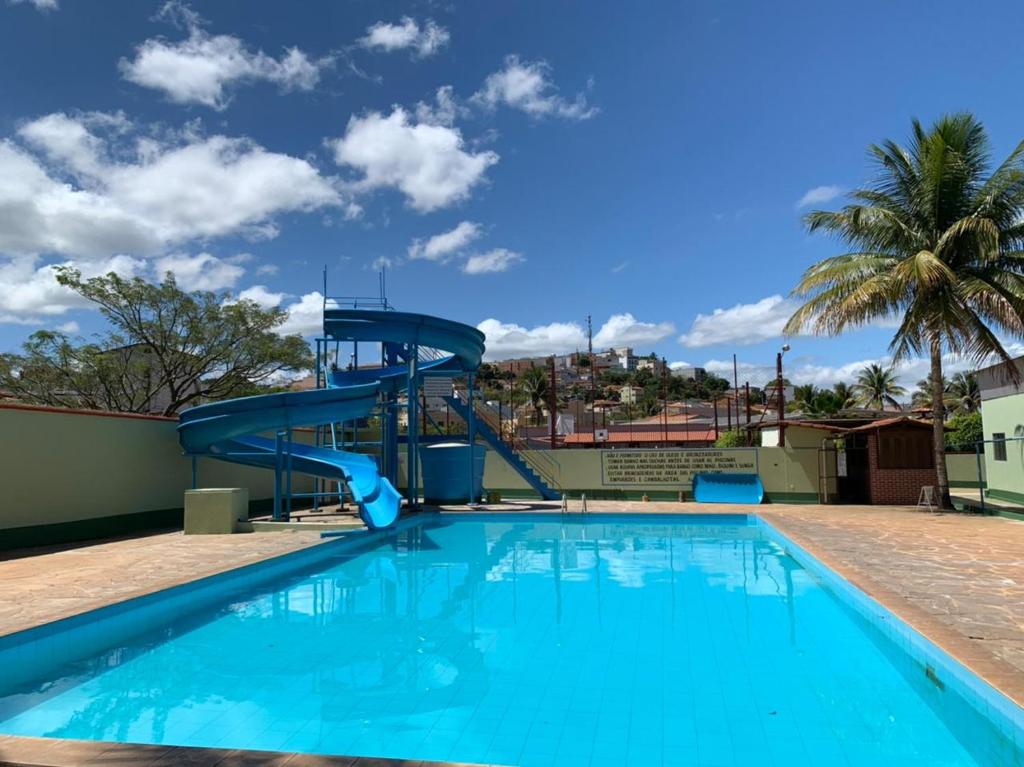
xmin=945 ymin=411 xmax=983 ymax=451
xmin=714 ymin=430 xmax=747 ymax=448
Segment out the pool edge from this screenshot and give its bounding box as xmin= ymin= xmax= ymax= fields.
xmin=756 ymin=513 xmax=1024 ymax=744
xmin=0 ymin=733 xmax=505 ymax=766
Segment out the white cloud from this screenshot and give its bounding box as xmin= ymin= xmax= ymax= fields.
xmin=679 ymin=295 xmax=797 ymax=348
xmin=329 ymin=107 xmax=498 ymax=212
xmin=154 ymin=252 xmax=244 ymax=291
xmin=120 ymin=4 xmax=330 ymax=109
xmin=255 ymin=263 xmax=279 ymax=276
xmin=369 ymin=256 xmax=393 ymax=271
xmin=359 ymin=17 xmax=449 ymax=58
xmin=462 ymin=248 xmax=522 ymax=274
xmin=594 ymin=313 xmax=675 ymax=347
xmin=478 ymin=318 xmax=585 ymax=360
xmin=17 ymin=111 xmax=127 ymax=177
xmin=414 ymin=86 xmax=465 ymax=127
xmin=277 ymin=291 xmax=326 ymax=336
xmin=0 ymin=255 xmax=144 ymax=320
xmin=796 ymin=184 xmax=843 ymax=209
xmin=472 ymin=55 xmax=597 ymax=120
xmin=56 ymin=320 xmax=79 ymax=333
xmin=7 ymin=0 xmax=57 ymax=11
xmin=235 ymin=284 xmax=285 ymax=308
xmin=408 ymin=221 xmax=481 ymax=261
xmin=1 ymin=112 xmax=340 ymax=259
xmin=478 ymin=312 xmax=674 ymax=359
xmin=0 ymin=140 xmax=161 ymax=258
xmin=610 ymin=261 xmax=629 ymax=274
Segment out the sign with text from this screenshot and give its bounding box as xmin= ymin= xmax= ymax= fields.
xmin=600 ymin=449 xmax=757 ymax=487
xmin=422 ymin=377 xmax=453 ymax=397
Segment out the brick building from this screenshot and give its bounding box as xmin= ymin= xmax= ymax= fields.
xmin=753 ymin=414 xmax=939 ymax=505
xmin=845 ymin=417 xmax=937 ymax=505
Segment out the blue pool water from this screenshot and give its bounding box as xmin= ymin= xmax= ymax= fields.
xmin=0 ymin=514 xmax=1020 ymax=766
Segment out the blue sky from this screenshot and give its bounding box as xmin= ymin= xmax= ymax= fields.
xmin=2 ymin=0 xmax=1024 ymax=390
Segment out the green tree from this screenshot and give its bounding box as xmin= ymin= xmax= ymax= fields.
xmin=0 ymin=269 xmax=312 ymax=416
xmin=911 ymin=375 xmax=947 ymax=410
xmin=851 ymin=363 xmax=906 ymax=410
xmin=714 ymin=430 xmax=747 ymax=448
xmin=832 ymin=381 xmax=855 ymax=409
xmin=786 ymin=114 xmax=1024 ymax=508
xmin=945 ymin=371 xmax=981 ymax=414
xmin=789 ymin=384 xmax=818 ymax=412
xmin=790 ymin=385 xmax=845 ymax=417
xmin=518 ymin=367 xmax=549 ymax=425
xmin=945 ymin=411 xmax=983 ymax=450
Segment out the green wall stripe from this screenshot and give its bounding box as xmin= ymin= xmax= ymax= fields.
xmin=985 ymin=488 xmax=1024 ymax=505
xmin=1 ymin=496 xmax=310 ymax=552
xmin=1 ymin=507 xmax=183 ymax=552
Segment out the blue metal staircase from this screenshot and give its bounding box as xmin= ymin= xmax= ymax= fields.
xmin=443 ymin=394 xmax=561 ymax=501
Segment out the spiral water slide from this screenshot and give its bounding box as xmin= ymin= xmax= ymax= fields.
xmin=178 ymin=309 xmax=485 ymax=529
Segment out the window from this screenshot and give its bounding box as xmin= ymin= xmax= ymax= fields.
xmin=993 ymin=433 xmax=1008 ymax=462
xmin=877 ymin=428 xmax=933 ymax=469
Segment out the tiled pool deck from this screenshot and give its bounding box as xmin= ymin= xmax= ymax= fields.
xmin=1 ymin=501 xmax=1023 ymax=766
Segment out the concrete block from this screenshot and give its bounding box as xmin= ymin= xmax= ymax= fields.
xmin=184 ymin=488 xmax=249 ymax=534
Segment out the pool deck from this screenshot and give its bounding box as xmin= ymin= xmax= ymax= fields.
xmin=1 ymin=501 xmax=1023 ymax=765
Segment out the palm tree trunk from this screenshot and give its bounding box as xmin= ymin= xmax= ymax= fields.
xmin=929 ymin=338 xmax=953 ymax=509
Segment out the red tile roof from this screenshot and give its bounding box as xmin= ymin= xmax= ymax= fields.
xmin=745 ymin=419 xmax=847 ymax=432
xmin=564 ymin=429 xmax=718 ymax=444
xmin=844 ymin=416 xmax=936 ymax=432
xmin=631 ymin=413 xmax=701 ymax=425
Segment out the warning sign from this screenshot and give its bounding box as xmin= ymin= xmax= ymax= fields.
xmin=601 ymin=449 xmax=757 ymax=487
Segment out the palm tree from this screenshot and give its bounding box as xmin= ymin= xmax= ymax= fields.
xmin=945 ymin=371 xmax=981 ymax=414
xmin=519 ymin=367 xmax=549 ymax=425
xmin=786 ymin=114 xmax=1024 ymax=508
xmin=851 ymin=363 xmax=906 ymax=410
xmin=832 ymin=381 xmax=855 ymax=409
xmin=790 ymin=384 xmax=820 ymax=412
xmin=911 ymin=375 xmax=946 ymax=409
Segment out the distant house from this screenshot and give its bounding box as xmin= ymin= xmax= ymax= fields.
xmin=976 ymin=356 xmax=1024 ymax=506
xmin=670 ymin=365 xmax=706 ymax=381
xmin=751 ymin=413 xmax=939 ymax=505
xmin=620 ymin=384 xmax=641 ymax=405
xmin=635 ymin=356 xmax=666 ymax=376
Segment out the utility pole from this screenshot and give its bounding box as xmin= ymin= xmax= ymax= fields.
xmin=549 ymin=355 xmax=557 ymax=450
xmin=508 ymin=374 xmax=514 ymax=448
xmin=661 ymin=358 xmax=668 ymax=446
xmin=732 ymin=354 xmax=740 ymax=429
xmin=588 ymin=314 xmax=596 ymax=445
xmin=777 ymin=345 xmax=789 ymax=446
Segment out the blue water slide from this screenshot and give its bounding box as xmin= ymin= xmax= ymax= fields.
xmin=177 ymin=308 xmax=486 ymax=529
xmin=692 ymin=473 xmax=765 ymax=504
xmin=178 ymin=385 xmax=402 ymax=528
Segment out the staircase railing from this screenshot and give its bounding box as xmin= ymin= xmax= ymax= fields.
xmin=452 ymin=385 xmax=562 ymax=493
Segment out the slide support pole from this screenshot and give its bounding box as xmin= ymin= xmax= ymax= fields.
xmin=285 ymin=426 xmax=293 ymax=522
xmin=468 ymin=372 xmax=477 ymax=504
xmin=191 ymin=456 xmax=197 ymax=489
xmin=407 ymin=346 xmax=419 ymax=509
xmin=274 ymin=431 xmax=284 ymax=521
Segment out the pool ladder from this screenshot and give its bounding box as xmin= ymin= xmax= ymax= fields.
xmin=560 ymin=493 xmax=588 ymax=515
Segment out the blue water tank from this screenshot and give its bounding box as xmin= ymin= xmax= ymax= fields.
xmin=420 ymin=442 xmax=486 ymax=504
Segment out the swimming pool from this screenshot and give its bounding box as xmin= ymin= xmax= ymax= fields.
xmin=0 ymin=513 xmax=1021 ymax=766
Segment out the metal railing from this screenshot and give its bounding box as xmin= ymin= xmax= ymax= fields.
xmin=452 ymin=385 xmax=562 ymax=492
